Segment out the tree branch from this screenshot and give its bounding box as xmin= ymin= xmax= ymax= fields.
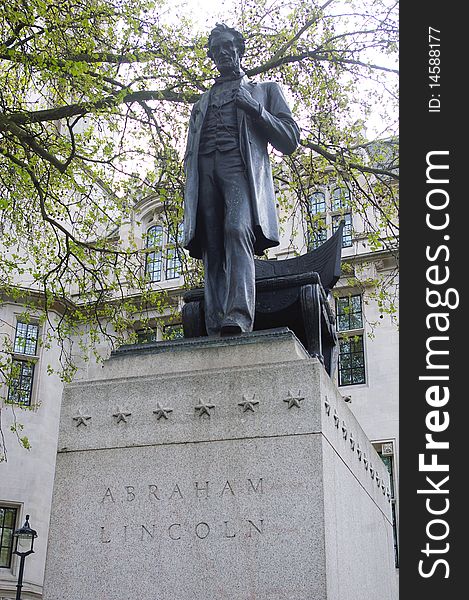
xmin=6 ymin=88 xmax=197 ymax=126
xmin=300 ymin=140 xmax=399 ymax=180
xmin=246 ymin=50 xmax=399 ymax=77
xmin=0 ymin=114 xmax=70 ymax=173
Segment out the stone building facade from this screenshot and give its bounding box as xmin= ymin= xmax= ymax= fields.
xmin=0 ymin=180 xmax=398 ymax=598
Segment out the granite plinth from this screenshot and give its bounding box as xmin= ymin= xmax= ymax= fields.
xmin=43 ymin=329 xmax=397 ymax=600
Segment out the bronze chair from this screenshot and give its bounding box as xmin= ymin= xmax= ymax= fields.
xmin=182 ymin=221 xmax=344 ymax=376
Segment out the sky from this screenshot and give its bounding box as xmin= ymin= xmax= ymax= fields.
xmin=174 ymin=0 xmax=398 ymax=139
xmin=180 ymin=0 xmax=235 ymax=28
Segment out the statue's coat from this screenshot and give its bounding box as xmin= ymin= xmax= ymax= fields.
xmin=183 ymin=76 xmax=300 ymax=258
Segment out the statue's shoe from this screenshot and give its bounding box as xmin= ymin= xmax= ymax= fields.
xmin=220 ymin=321 xmax=243 ymax=335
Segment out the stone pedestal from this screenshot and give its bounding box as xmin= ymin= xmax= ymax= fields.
xmin=43 ymin=328 xmax=397 ymax=600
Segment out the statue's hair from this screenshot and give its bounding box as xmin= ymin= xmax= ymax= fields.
xmin=207 ymin=23 xmax=245 ymax=59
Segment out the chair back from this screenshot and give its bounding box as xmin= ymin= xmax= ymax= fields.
xmin=254 ymin=220 xmax=344 ymax=292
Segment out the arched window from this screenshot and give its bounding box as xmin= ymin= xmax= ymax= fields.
xmin=145 ymin=224 xmax=164 ymax=282
xmin=307 ymin=226 xmax=327 ymax=251
xmin=165 ymin=223 xmax=182 ymax=280
xmin=331 ymin=187 xmax=353 ymax=248
xmin=306 ymin=191 xmax=327 ymax=250
xmin=145 ymin=223 xmax=182 ymax=282
xmin=304 ymin=186 xmax=354 ymax=251
xmin=332 ymin=212 xmax=353 ymax=248
xmin=309 ymin=191 xmax=326 ymax=214
xmin=331 ymin=186 xmax=350 ymax=211
xmin=8 ymin=320 xmax=39 ymax=406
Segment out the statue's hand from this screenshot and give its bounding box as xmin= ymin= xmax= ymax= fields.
xmin=235 ymin=88 xmax=262 ymax=117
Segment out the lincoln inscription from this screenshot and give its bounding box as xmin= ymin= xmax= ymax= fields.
xmin=98 ymin=476 xmax=266 ymax=545
xmin=99 ymin=519 xmax=264 ymax=543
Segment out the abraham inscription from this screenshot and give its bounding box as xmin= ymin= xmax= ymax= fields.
xmin=98 ymin=476 xmax=266 ymax=546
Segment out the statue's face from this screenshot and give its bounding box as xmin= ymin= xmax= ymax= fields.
xmin=209 ymin=32 xmax=241 ymax=75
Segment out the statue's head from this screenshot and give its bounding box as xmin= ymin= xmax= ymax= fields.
xmin=207 ymin=23 xmax=245 ymax=75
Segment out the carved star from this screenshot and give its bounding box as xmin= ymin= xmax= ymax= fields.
xmin=153 ymin=402 xmax=173 ymax=420
xmin=324 ymin=398 xmax=331 ymax=415
xmin=341 ymin=420 xmax=348 ymax=439
xmin=333 ymin=409 xmax=340 ymax=428
xmin=356 ymin=443 xmax=362 ymax=460
xmin=72 ymin=410 xmax=91 ymax=427
xmin=370 ymin=464 xmax=375 ymax=479
xmin=349 ymin=432 xmax=355 ymax=450
xmin=283 ymin=390 xmax=304 ymax=409
xmin=238 ymin=394 xmax=259 ymax=412
xmin=376 ymin=474 xmax=381 ymax=486
xmin=195 ymin=399 xmax=215 ymax=417
xmin=113 ymin=408 xmax=131 ymax=423
xmin=363 ymin=454 xmax=369 ymax=470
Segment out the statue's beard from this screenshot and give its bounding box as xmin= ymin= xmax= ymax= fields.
xmin=216 ymin=60 xmax=240 ymax=77
xmin=217 ymin=69 xmax=241 ymax=82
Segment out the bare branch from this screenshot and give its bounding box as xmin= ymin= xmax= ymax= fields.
xmin=300 ymin=140 xmax=399 ymax=181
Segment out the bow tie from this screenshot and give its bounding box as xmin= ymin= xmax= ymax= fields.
xmin=215 ymin=69 xmax=245 ymax=84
